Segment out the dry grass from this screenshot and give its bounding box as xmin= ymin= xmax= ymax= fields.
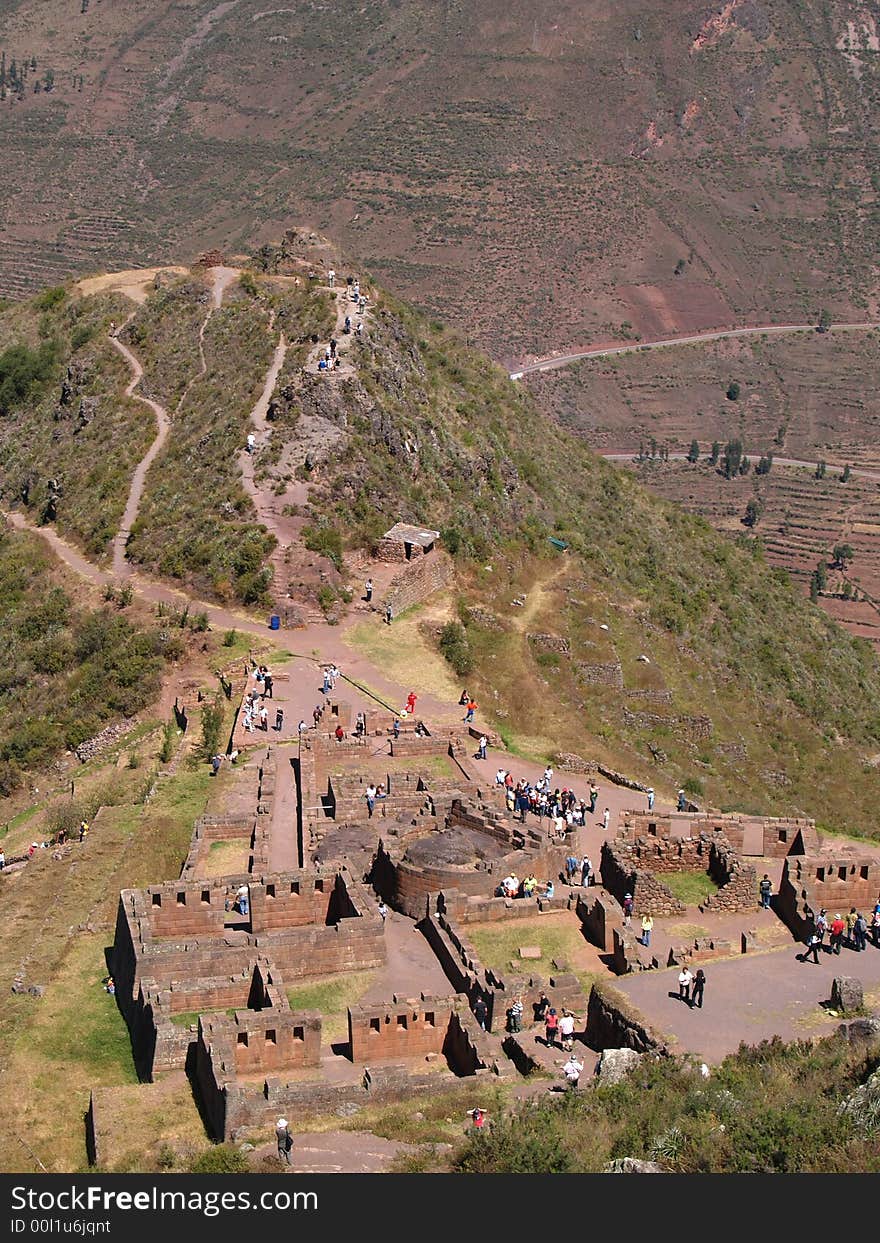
xmin=345 ymin=600 xmax=463 ymax=705
xmin=201 ymin=838 xmax=251 ymax=877
xmin=466 ymin=912 xmax=594 ymax=988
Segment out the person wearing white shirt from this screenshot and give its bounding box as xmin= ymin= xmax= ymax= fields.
xmin=678 ymin=967 xmax=694 ymax=1003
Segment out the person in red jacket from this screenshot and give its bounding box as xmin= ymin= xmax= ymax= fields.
xmin=830 ymin=913 xmax=846 ymax=955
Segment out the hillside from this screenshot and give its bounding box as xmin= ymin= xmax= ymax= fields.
xmin=0 ymin=521 xmax=172 ymax=795
xmin=2 ymin=251 xmax=880 ymax=834
xmin=0 ymin=0 xmax=878 ymax=362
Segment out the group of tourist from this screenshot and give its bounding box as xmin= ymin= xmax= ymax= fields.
xmin=242 ymin=666 xmax=280 ymax=734
xmin=494 ymin=873 xmax=555 ymax=901
xmin=316 ymin=276 xmax=367 ymax=373
xmin=802 ymin=902 xmax=880 ymax=963
xmin=493 ymin=765 xmax=608 ymax=835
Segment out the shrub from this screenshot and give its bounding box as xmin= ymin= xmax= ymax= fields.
xmin=439 ymin=620 xmax=474 ymax=676
xmin=188 ymin=1145 xmax=249 ymax=1174
xmin=222 ymin=629 xmax=238 ymax=647
xmin=200 ymin=693 xmax=224 ymax=759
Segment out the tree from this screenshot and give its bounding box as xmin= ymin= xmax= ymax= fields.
xmin=739 ymin=455 xmax=750 ymax=476
xmin=726 ymin=381 xmax=741 ymax=401
xmin=842 ymin=580 xmax=853 ymax=600
xmin=817 ymin=308 xmax=832 ymax=333
xmin=674 ymin=258 xmax=686 ymax=276
xmin=814 ymin=559 xmax=828 ymax=592
xmin=841 ymin=464 xmax=851 ymax=483
xmin=687 ymin=439 xmax=699 ymax=463
xmin=722 ymin=439 xmax=743 ymax=479
xmin=833 ymin=543 xmax=854 ymax=570
xmin=815 ymin=460 xmax=826 ymax=480
xmin=744 ymin=498 xmax=763 ymax=527
xmin=709 ymin=440 xmax=720 ymax=466
xmin=755 ymin=453 xmax=773 ymax=476
xmin=809 ymin=572 xmax=819 ymax=603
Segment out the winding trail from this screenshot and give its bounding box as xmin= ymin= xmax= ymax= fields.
xmin=238 ymin=327 xmax=289 ymax=546
xmin=109 ymin=321 xmax=171 ymax=577
xmin=509 ymin=320 xmax=880 ymax=379
xmin=109 ymin=266 xmax=237 ymax=577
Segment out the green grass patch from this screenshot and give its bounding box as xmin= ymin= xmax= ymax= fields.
xmin=662 ymin=870 xmax=720 ymax=906
xmin=285 ymin=970 xmax=379 ymax=1041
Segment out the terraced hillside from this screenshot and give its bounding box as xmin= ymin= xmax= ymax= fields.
xmin=0 ymin=0 xmax=879 ymax=362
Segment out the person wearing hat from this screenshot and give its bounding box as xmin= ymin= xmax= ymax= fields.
xmin=677 ymin=789 xmax=687 ymax=811
xmin=276 ymin=1118 xmax=293 ymax=1165
xmin=830 ymin=913 xmax=846 ymax=955
xmin=622 ymin=893 xmax=634 ymax=926
xmin=647 ymin=787 xmax=655 ymax=811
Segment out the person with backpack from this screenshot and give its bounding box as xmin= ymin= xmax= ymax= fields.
xmin=846 ymin=908 xmax=858 ymax=948
xmin=544 ymin=1007 xmax=559 ymax=1047
xmin=815 ymin=908 xmax=828 ymax=945
xmin=622 ymin=893 xmax=634 ymax=927
xmin=854 ymin=911 xmax=868 ymax=952
xmin=275 ymin=1118 xmax=293 ymax=1167
xmin=580 ymin=855 xmax=592 ymax=887
xmin=803 ymin=929 xmax=822 ymax=964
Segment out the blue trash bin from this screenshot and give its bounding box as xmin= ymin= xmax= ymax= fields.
xmin=269 ymin=614 xmax=280 ymax=631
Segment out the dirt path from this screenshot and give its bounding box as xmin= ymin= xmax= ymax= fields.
xmin=303 ymin=280 xmax=367 ymax=379
xmin=109 ymin=266 xmax=236 ymax=576
xmin=238 ymin=329 xmax=289 ymax=545
xmin=510 ymin=320 xmax=880 ymax=379
xmin=109 ymin=317 xmax=171 ymax=578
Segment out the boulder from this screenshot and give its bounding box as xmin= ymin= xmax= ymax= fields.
xmin=596 ymin=1047 xmax=643 ymax=1086
xmin=605 ymin=1157 xmax=665 ymax=1173
xmin=837 ymin=1017 xmax=880 ymax=1044
xmin=831 ymin=976 xmax=864 ymax=1015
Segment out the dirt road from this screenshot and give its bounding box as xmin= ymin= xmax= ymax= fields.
xmin=509 ymin=321 xmax=880 ymax=379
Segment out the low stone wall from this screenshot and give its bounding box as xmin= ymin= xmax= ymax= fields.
xmin=576 ymin=889 xmax=620 ymax=953
xmin=586 ymin=981 xmax=666 ymax=1053
xmin=622 ymin=709 xmax=712 ymax=739
xmin=600 ymin=840 xmax=685 ymax=918
xmin=577 ymin=661 xmax=624 ymax=688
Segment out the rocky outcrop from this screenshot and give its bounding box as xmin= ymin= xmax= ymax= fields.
xmin=596 ymin=1047 xmax=643 ymax=1086
xmin=605 ymin=1157 xmax=666 ymax=1173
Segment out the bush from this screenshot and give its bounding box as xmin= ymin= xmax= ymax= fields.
xmin=222 ymin=629 xmax=238 ymax=647
xmin=438 ymin=620 xmax=474 ymax=676
xmin=188 ymin=1145 xmax=249 ymax=1174
xmin=200 ymin=693 xmax=224 ymax=759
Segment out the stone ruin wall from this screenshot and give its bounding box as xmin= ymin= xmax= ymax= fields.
xmin=601 ymin=834 xmax=758 ymax=917
xmin=779 ymin=854 xmax=880 ymax=939
xmin=381 ymin=549 xmax=453 ymax=616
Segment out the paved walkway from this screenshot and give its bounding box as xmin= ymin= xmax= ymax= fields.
xmin=252 ymin=1130 xmax=427 ymax=1174
xmin=617 ymin=938 xmax=880 ymax=1063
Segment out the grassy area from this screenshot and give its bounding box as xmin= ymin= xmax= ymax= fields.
xmin=466 ymin=913 xmax=593 ymax=988
xmin=346 ymin=601 xmax=464 ymax=706
xmin=202 ymin=839 xmax=251 ymax=877
xmin=286 ymin=970 xmax=379 ymax=1041
xmin=662 ymin=871 xmax=720 ymax=907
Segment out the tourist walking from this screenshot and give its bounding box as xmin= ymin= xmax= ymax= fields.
xmin=830 ymin=913 xmax=846 ymax=954
xmin=759 ymin=874 xmax=772 ymax=909
xmin=602 ymin=807 xmax=611 ymax=832
xmin=854 ymin=911 xmax=868 ymax=952
xmin=478 ymin=735 xmax=488 ymax=760
xmin=565 ymin=853 xmax=578 ymax=883
xmin=365 ymin=578 xmax=373 ymax=602
xmin=678 ymin=967 xmax=693 ymax=1003
xmin=580 ymin=855 xmax=592 ymax=887
xmin=276 ymin=1119 xmax=293 ymax=1167
xmin=473 ymin=996 xmax=488 ymax=1030
xmin=677 ymin=789 xmax=687 ymax=811
xmin=464 ymin=698 xmax=477 ymax=723
xmin=846 ymin=908 xmax=858 ymax=948
xmin=508 ymin=997 xmax=523 ymax=1034
xmin=365 ymin=784 xmax=377 ymax=818
xmin=588 ymin=783 xmax=598 ymax=814
xmin=872 ymin=909 xmax=880 ymax=949
xmin=544 ymin=1007 xmax=559 ymax=1047
xmin=562 ymin=1055 xmax=584 ymax=1091
xmin=385 ymin=603 xmax=393 ymax=626
xmin=691 ymin=968 xmax=706 ymax=1008
xmin=558 ymin=1010 xmax=575 ymax=1052
xmin=647 ymin=787 xmax=655 ymax=811
xmin=803 ymin=930 xmax=822 ymax=964
xmin=641 ymin=912 xmax=653 ymax=947
xmin=622 ymin=893 xmax=633 ymax=927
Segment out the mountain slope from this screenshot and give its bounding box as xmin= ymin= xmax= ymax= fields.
xmin=1 ymin=251 xmax=880 ymax=832
xmin=0 ymin=0 xmax=878 ymax=359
